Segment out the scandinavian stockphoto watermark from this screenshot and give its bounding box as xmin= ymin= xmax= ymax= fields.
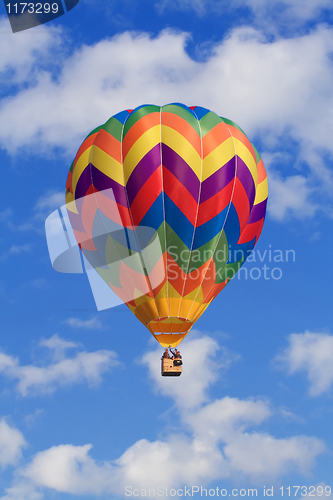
xmin=3 ymin=0 xmax=80 ymax=32
xmin=45 ymin=189 xmax=295 ymax=311
xmin=167 ymin=244 xmax=295 ymax=282
xmin=124 ymin=485 xmax=332 ymax=497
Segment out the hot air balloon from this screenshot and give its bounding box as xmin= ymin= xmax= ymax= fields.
xmin=64 ymin=104 xmax=268 ymax=376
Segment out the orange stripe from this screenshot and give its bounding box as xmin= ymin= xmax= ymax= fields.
xmin=182 ymin=260 xmax=212 ymax=295
xmin=226 ymin=125 xmax=257 ymax=163
xmin=74 ymin=133 xmax=98 ymax=169
xmin=122 ymin=112 xmax=160 ymax=159
xmin=201 ymin=259 xmax=218 ymax=298
xmin=93 ymin=129 xmax=121 ymax=163
xmin=166 ymin=254 xmax=186 ymax=295
xmin=257 ymin=159 xmax=267 ymax=183
xmin=162 ymin=112 xmax=201 ymax=156
xmin=202 ymin=122 xmax=231 ymax=158
xmin=66 ymin=170 xmax=73 ymax=193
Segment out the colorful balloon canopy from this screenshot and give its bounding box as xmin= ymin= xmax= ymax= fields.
xmin=65 ymin=104 xmax=268 ymax=347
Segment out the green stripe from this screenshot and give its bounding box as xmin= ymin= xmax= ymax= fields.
xmin=123 ymin=105 xmax=160 ymax=138
xmin=162 ymin=104 xmax=200 ymax=135
xmin=251 ymin=143 xmax=261 ymax=164
xmin=220 ymin=117 xmax=246 ymax=136
xmin=199 ymin=111 xmax=224 ymax=137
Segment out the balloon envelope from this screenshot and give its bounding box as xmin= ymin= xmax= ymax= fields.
xmin=65 ymin=104 xmax=268 ymax=347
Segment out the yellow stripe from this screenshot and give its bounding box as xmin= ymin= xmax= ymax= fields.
xmin=161 ymin=125 xmax=201 ymax=179
xmin=123 ymin=125 xmax=161 ymax=183
xmin=254 ymin=178 xmax=268 ymax=204
xmin=72 ymin=147 xmax=92 ymax=195
xmin=184 ymin=285 xmax=203 ymax=302
xmin=65 ymin=191 xmax=76 ymax=212
xmin=66 ymin=197 xmax=79 ymax=215
xmin=202 ymin=136 xmax=235 ymax=181
xmin=90 ymin=145 xmax=124 ymax=186
xmin=233 ymin=138 xmax=258 ymax=188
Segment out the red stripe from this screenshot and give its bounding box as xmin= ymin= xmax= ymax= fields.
xmin=238 ymin=218 xmax=264 ymax=245
xmin=130 ymin=167 xmax=162 ymax=225
xmin=93 ymin=189 xmax=132 ymax=227
xmin=197 ymin=180 xmax=233 ymax=226
xmin=163 ymin=168 xmax=198 ymax=226
xmin=74 ymin=228 xmax=97 ymax=251
xmin=231 ymin=178 xmax=250 ymax=235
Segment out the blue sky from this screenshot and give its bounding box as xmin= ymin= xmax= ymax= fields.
xmin=0 ymin=0 xmax=333 ymax=499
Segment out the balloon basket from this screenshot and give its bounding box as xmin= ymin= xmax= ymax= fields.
xmin=161 ymin=348 xmax=182 ymax=377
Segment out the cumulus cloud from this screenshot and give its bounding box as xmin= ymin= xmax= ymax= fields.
xmin=267 ymin=171 xmax=317 ymax=221
xmin=0 ymin=334 xmax=323 ymax=499
xmin=0 ymin=17 xmax=62 ymax=89
xmin=274 ymin=331 xmax=333 ymax=396
xmin=0 ymin=335 xmax=118 ymax=396
xmin=1 ymin=25 xmax=333 ymax=220
xmin=0 ymin=420 xmax=26 ymax=468
xmin=141 ymin=334 xmax=237 ymax=409
xmin=39 ymin=333 xmax=78 ymax=361
xmin=34 ymin=191 xmax=65 ymax=216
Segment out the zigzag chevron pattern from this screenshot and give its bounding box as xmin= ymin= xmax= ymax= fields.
xmin=66 ymin=104 xmax=268 ymax=348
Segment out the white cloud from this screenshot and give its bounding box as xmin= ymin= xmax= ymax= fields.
xmin=274 ymin=331 xmax=333 ymax=396
xmin=34 ymin=192 xmax=64 ymax=215
xmin=63 ymin=317 xmax=103 ymax=330
xmin=0 ymin=420 xmax=26 ymax=468
xmin=142 ymin=334 xmax=238 ymax=409
xmin=17 ymin=395 xmax=324 ymax=496
xmin=0 ymin=335 xmax=118 ymax=396
xmin=0 ymin=334 xmax=322 ymax=499
xmin=267 ymin=171 xmax=317 ymax=221
xmin=39 ymin=333 xmax=78 ymax=361
xmin=0 ymin=17 xmax=62 ymax=88
xmin=1 ymin=26 xmax=333 ymax=219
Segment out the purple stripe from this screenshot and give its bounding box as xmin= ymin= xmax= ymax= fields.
xmin=75 ymin=165 xmax=92 ymax=201
xmin=161 ymin=143 xmax=200 ymax=200
xmin=200 ymin=157 xmax=236 ymax=203
xmin=248 ymin=199 xmax=267 ymax=223
xmin=126 ymin=144 xmax=161 ymax=206
xmin=91 ymin=164 xmax=128 ymax=207
xmin=236 ymin=157 xmax=256 ymax=209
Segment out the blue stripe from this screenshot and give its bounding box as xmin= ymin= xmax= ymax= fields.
xmin=227 ymin=238 xmax=256 ymax=264
xmin=139 ymin=193 xmax=164 ymax=231
xmin=192 ymin=206 xmax=229 ymax=250
xmin=193 ymin=106 xmax=210 ymax=120
xmin=164 ymin=195 xmax=194 ymax=249
xmin=113 ymin=110 xmax=131 ymax=125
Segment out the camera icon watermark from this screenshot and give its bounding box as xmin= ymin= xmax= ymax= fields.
xmin=3 ymin=0 xmax=80 ymax=33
